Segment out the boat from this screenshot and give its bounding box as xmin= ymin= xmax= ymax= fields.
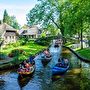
xmin=41 ymin=54 xmax=52 ymax=66
xmin=52 ymin=59 xmax=69 ymax=75
xmin=17 ymin=64 xmax=35 ymax=77
xmin=17 ymin=59 xmax=35 ymax=77
xmin=42 ymin=55 xmax=52 ymax=62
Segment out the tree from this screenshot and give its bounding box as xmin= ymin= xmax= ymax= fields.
xmin=10 ymin=16 xmax=20 ymax=29
xmin=3 ymin=9 xmax=10 ymax=24
xmin=63 ymin=0 xmax=90 ymax=49
xmin=26 ymin=0 xmax=65 ymax=36
xmin=0 ymin=20 xmax=1 ymax=24
xmin=27 ymin=0 xmax=90 ymax=48
xmin=3 ymin=10 xmax=20 ymax=29
xmin=45 ymin=24 xmax=60 ymax=36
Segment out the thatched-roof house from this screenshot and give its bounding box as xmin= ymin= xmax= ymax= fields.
xmin=18 ymin=25 xmax=41 ymax=38
xmin=0 ymin=23 xmax=18 ymax=45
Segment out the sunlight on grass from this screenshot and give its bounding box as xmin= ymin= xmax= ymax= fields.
xmin=1 ymin=41 xmax=47 ymax=56
xmin=76 ymin=48 xmax=90 ymax=60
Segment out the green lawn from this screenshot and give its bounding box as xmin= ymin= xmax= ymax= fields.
xmin=76 ymin=48 xmax=90 ymax=60
xmin=1 ymin=41 xmax=47 ymax=61
xmin=1 ymin=41 xmax=46 ymax=54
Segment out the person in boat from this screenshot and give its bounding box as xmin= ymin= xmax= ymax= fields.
xmin=20 ymin=60 xmax=26 ymax=68
xmin=61 ymin=58 xmax=69 ymax=67
xmin=44 ymin=49 xmax=51 ymax=56
xmin=57 ymin=58 xmax=69 ymax=68
xmin=28 ymin=55 xmax=35 ymax=65
xmin=56 ymin=62 xmax=60 ymax=67
xmin=64 ymin=59 xmax=69 ymax=66
xmin=18 ymin=63 xmax=26 ymax=73
xmin=43 ymin=49 xmax=49 ymax=54
xmin=58 ymin=58 xmax=61 ymax=62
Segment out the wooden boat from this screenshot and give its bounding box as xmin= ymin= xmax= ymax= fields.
xmin=42 ymin=55 xmax=52 ymax=62
xmin=52 ymin=60 xmax=69 ymax=75
xmin=41 ymin=54 xmax=52 ymax=66
xmin=17 ymin=64 xmax=35 ymax=77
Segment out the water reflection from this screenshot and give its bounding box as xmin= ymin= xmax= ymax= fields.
xmin=18 ymin=75 xmax=33 ymax=90
xmin=0 ymin=46 xmax=90 ymax=90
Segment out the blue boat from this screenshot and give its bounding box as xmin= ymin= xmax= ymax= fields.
xmin=52 ymin=59 xmax=69 ymax=75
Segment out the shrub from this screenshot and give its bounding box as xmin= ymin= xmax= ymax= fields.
xmin=11 ymin=41 xmax=20 ymax=47
xmin=18 ymin=55 xmax=28 ymax=61
xmin=8 ymin=49 xmax=24 ymax=57
xmin=35 ymin=37 xmax=51 ymax=46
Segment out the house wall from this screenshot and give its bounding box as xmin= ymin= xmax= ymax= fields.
xmin=3 ymin=31 xmax=17 ymax=44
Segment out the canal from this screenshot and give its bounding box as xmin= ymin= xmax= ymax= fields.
xmin=0 ymin=46 xmax=90 ymax=90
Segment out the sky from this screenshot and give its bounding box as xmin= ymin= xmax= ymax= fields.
xmin=0 ymin=0 xmax=37 ymax=26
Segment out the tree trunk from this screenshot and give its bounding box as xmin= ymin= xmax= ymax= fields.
xmin=80 ymin=27 xmax=83 ymax=49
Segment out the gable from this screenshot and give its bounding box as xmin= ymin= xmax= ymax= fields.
xmin=0 ymin=23 xmax=17 ymax=37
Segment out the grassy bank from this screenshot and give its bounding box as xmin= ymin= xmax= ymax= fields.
xmin=1 ymin=41 xmax=47 ymax=61
xmin=76 ymin=48 xmax=90 ymax=60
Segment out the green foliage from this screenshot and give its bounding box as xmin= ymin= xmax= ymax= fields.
xmin=45 ymin=24 xmax=60 ymax=36
xmin=35 ymin=35 xmax=59 ymax=46
xmin=11 ymin=41 xmax=21 ymax=47
xmin=10 ymin=16 xmax=20 ymax=29
xmin=40 ymin=32 xmax=46 ymax=38
xmin=18 ymin=55 xmax=28 ymax=61
xmin=3 ymin=9 xmax=20 ymax=29
xmin=2 ymin=40 xmax=47 ymax=60
xmin=26 ymin=0 xmax=63 ymax=35
xmin=27 ymin=0 xmax=90 ymax=48
xmin=77 ymin=48 xmax=90 ymax=60
xmin=3 ymin=9 xmax=10 ymax=24
xmin=8 ymin=49 xmax=25 ymax=57
xmin=19 ymin=36 xmax=29 ymax=45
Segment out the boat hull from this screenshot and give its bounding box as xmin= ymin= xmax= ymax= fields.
xmin=17 ymin=65 xmax=35 ymax=77
xmin=52 ymin=65 xmax=69 ymax=75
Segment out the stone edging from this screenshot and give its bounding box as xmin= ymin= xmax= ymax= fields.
xmin=62 ymin=45 xmax=90 ymax=63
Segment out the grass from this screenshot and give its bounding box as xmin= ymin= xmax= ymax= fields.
xmin=1 ymin=41 xmax=46 ymax=55
xmin=76 ymin=48 xmax=90 ymax=60
xmin=1 ymin=41 xmax=47 ymax=61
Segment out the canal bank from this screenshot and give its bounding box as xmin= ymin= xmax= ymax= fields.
xmin=0 ymin=48 xmax=47 ymax=70
xmin=0 ymin=40 xmax=48 ymax=70
xmin=63 ymin=45 xmax=90 ymax=62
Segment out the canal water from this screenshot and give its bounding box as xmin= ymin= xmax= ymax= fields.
xmin=0 ymin=46 xmax=90 ymax=90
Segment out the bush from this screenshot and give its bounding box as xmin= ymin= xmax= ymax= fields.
xmin=8 ymin=49 xmax=24 ymax=57
xmin=35 ymin=37 xmax=51 ymax=46
xmin=18 ymin=55 xmax=28 ymax=61
xmin=11 ymin=41 xmax=20 ymax=47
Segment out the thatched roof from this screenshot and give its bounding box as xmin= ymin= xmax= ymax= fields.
xmin=0 ymin=23 xmax=17 ymax=37
xmin=18 ymin=25 xmax=39 ymax=35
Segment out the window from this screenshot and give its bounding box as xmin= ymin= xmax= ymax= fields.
xmin=5 ymin=36 xmax=7 ymax=39
xmin=10 ymin=36 xmax=11 ymax=39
